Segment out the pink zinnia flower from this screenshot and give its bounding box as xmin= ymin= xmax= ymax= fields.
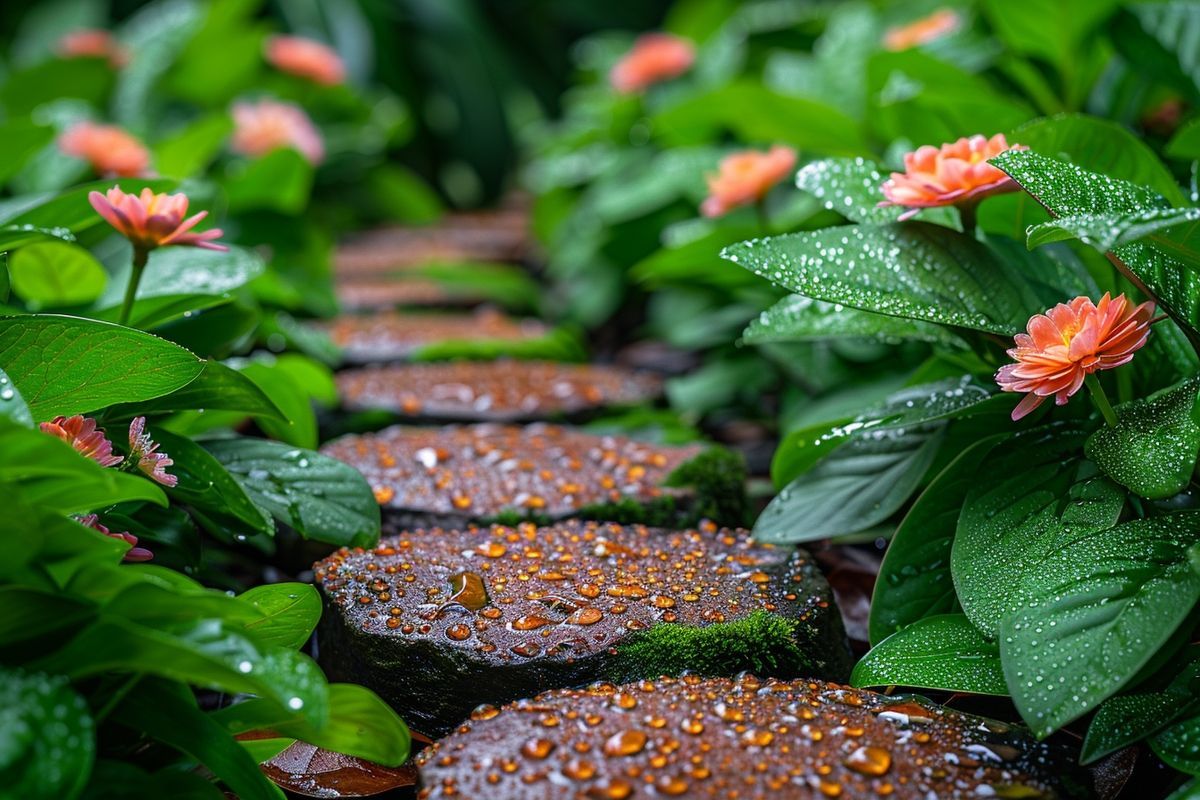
xmin=57 ymin=29 xmax=129 ymax=67
xmin=127 ymin=416 xmax=177 ymax=487
xmin=883 ymin=8 xmax=961 ymax=51
xmin=701 ymin=146 xmax=797 ymax=217
xmin=265 ymin=35 xmax=346 ymax=85
xmin=996 ymin=293 xmax=1155 ymax=421
xmin=879 ymin=134 xmax=1027 ymax=220
xmin=230 ymin=99 xmax=325 ymax=165
xmin=59 ymin=122 xmax=151 ymax=178
xmin=88 ymin=186 xmax=226 ymax=252
xmin=77 ymin=514 xmax=153 ymax=562
xmin=610 ymin=33 xmax=695 ymax=94
xmin=40 ymin=415 xmax=123 ymax=467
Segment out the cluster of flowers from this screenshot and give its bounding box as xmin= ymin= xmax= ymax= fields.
xmin=56 ymin=31 xmax=340 ymax=176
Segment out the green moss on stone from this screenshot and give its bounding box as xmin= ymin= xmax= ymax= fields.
xmin=664 ymin=446 xmax=749 ymax=527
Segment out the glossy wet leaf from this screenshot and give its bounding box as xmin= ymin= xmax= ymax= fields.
xmin=0 ymin=179 xmax=173 ymax=233
xmin=1154 ymin=714 xmax=1200 ymax=776
xmin=0 ymin=365 xmax=32 ymax=426
xmin=1086 ymin=378 xmax=1200 ymax=499
xmin=1113 ymin=2 xmax=1200 ymax=100
xmin=0 ymin=667 xmax=94 ymax=800
xmin=0 ymin=223 xmax=76 ymax=253
xmin=952 ymin=426 xmax=1125 ymax=637
xmin=1027 ymin=207 xmax=1200 ymax=251
xmin=9 ymin=241 xmax=106 ymax=309
xmin=743 ymin=294 xmax=965 ymax=348
xmin=239 ymin=584 xmax=322 ymax=650
xmin=1001 ymin=515 xmax=1200 ymax=736
xmin=852 ymin=614 xmax=1007 ymax=695
xmin=107 ymin=360 xmax=285 ymax=421
xmin=203 ymin=439 xmax=380 ymax=549
xmin=794 ymin=157 xmax=900 ymax=225
xmin=226 ymin=149 xmax=314 ymax=215
xmin=260 ymin=742 xmax=415 ymax=797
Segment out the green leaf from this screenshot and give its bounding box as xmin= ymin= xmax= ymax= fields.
xmin=870 ymin=436 xmax=1005 ymax=645
xmin=0 ymin=223 xmax=76 ymax=253
xmin=0 ymin=315 xmax=203 ymax=419
xmin=743 ymin=294 xmax=965 ymax=348
xmin=9 ymin=241 xmax=107 ymax=308
xmin=1086 ymin=378 xmax=1200 ymax=499
xmin=982 ymin=0 xmax=1118 ymax=75
xmin=95 ymin=245 xmax=265 ymax=311
xmin=1169 ymin=118 xmax=1200 ymax=160
xmin=225 ymin=149 xmax=314 ymax=215
xmin=1155 ymin=714 xmax=1200 ymax=776
xmin=1167 ymin=778 xmax=1200 ymax=800
xmin=90 ymin=293 xmax=233 ymax=330
xmin=237 ymin=361 xmax=317 ymax=449
xmin=1001 ymin=516 xmax=1200 ymax=736
xmin=795 ymin=156 xmax=953 ymax=227
xmin=154 ymin=114 xmax=234 ymax=179
xmin=0 ymin=365 xmax=32 ymax=426
xmin=1112 ymin=2 xmax=1200 ymax=100
xmin=107 ymin=360 xmax=285 ymax=421
xmin=952 ymin=426 xmax=1125 ymax=637
xmin=0 ymin=119 xmax=55 ymax=185
xmin=0 ymin=178 xmax=174 ymax=233
xmin=0 ymin=667 xmax=94 ymax=800
xmin=722 ymin=222 xmax=1044 ymax=335
xmin=1027 ymin=207 xmax=1200 ymax=250
xmin=852 ymin=614 xmax=1007 ymax=695
xmin=203 ymin=438 xmax=380 ymax=549
xmin=239 ymin=584 xmax=321 ymax=650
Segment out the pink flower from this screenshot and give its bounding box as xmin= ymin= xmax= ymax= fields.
xmin=58 ymin=122 xmax=151 ymax=178
xmin=996 ymin=293 xmax=1155 ymax=421
xmin=231 ymin=99 xmax=325 ymax=165
xmin=610 ymin=33 xmax=695 ymax=94
xmin=265 ymin=35 xmax=346 ymax=85
xmin=701 ymin=146 xmax=797 ymax=217
xmin=77 ymin=514 xmax=153 ymax=562
xmin=57 ymin=29 xmax=129 ymax=67
xmin=879 ymin=134 xmax=1027 ymax=220
xmin=883 ymin=9 xmax=961 ymax=51
xmin=128 ymin=416 xmax=177 ymax=487
xmin=88 ymin=186 xmax=226 ymax=252
xmin=40 ymin=415 xmax=123 ymax=467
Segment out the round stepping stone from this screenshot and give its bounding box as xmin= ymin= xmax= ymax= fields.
xmin=324 ymin=309 xmax=550 ymax=364
xmin=336 ymin=277 xmax=480 ymax=311
xmin=313 ymin=520 xmax=850 ymax=737
xmin=336 ymin=361 xmax=663 ymax=421
xmin=336 ymin=214 xmax=528 ymax=276
xmin=415 ymin=675 xmax=1087 ymax=799
xmin=319 ymin=423 xmax=746 ymax=529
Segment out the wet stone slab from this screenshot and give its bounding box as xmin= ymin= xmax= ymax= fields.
xmin=314 ymin=521 xmax=850 ymax=737
xmin=323 ymin=309 xmax=550 ymax=363
xmin=416 ymin=675 xmax=1089 ymax=799
xmin=336 ymin=361 xmax=663 ymax=421
xmin=320 ymin=423 xmax=746 ymax=529
xmin=336 ymin=277 xmax=484 ymax=311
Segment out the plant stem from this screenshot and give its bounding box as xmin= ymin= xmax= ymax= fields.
xmin=958 ymin=202 xmax=978 ymax=238
xmin=118 ymin=247 xmax=149 ymax=327
xmin=1085 ymin=373 xmax=1119 ymax=427
xmin=754 ymin=197 xmax=769 ymax=233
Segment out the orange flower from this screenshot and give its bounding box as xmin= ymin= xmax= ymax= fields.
xmin=883 ymin=8 xmax=961 ymax=51
xmin=89 ymin=186 xmax=226 ymax=252
xmin=58 ymin=121 xmax=151 ymax=178
xmin=231 ymin=99 xmax=325 ymax=165
xmin=57 ymin=29 xmax=129 ymax=67
xmin=996 ymin=293 xmax=1155 ymax=421
xmin=128 ymin=416 xmax=177 ymax=488
xmin=40 ymin=415 xmax=123 ymax=467
xmin=610 ymin=33 xmax=695 ymax=94
xmin=701 ymin=146 xmax=797 ymax=217
xmin=77 ymin=514 xmax=153 ymax=562
xmin=265 ymin=35 xmax=346 ymax=85
xmin=879 ymin=134 xmax=1026 ymax=220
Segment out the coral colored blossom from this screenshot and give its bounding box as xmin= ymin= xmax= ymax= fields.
xmin=40 ymin=415 xmax=124 ymax=467
xmin=701 ymin=146 xmax=797 ymax=217
xmin=265 ymin=35 xmax=346 ymax=85
xmin=57 ymin=29 xmax=129 ymax=67
xmin=883 ymin=8 xmax=961 ymax=51
xmin=996 ymin=293 xmax=1155 ymax=421
xmin=231 ymin=99 xmax=325 ymax=165
xmin=879 ymin=134 xmax=1026 ymax=220
xmin=610 ymin=33 xmax=695 ymax=93
xmin=128 ymin=416 xmax=177 ymax=487
xmin=78 ymin=514 xmax=153 ymax=562
xmin=59 ymin=122 xmax=151 ymax=177
xmin=89 ymin=186 xmax=226 ymax=252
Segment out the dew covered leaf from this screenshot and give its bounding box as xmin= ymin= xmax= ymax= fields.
xmin=1026 ymin=207 xmax=1200 ymax=251
xmin=97 ymin=244 xmax=265 ymax=304
xmin=1000 ymin=517 xmax=1200 ymax=737
xmin=1153 ymin=713 xmax=1200 ymax=776
xmin=1086 ymin=378 xmax=1200 ymax=500
xmin=795 ymin=157 xmax=902 ymax=225
xmin=0 ymin=364 xmax=32 ymax=426
xmin=852 ymin=613 xmax=1007 ymax=695
xmin=743 ymin=294 xmax=967 ymax=348
xmin=952 ymin=425 xmax=1125 ymax=637
xmin=0 ymin=667 xmax=94 ymax=800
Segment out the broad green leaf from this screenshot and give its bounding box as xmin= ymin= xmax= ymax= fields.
xmin=237 ymin=361 xmax=317 ymax=449
xmin=0 ymin=365 xmax=32 ymax=426
xmin=0 ymin=315 xmax=203 ymax=419
xmin=0 ymin=223 xmax=76 ymax=253
xmin=952 ymin=426 xmax=1125 ymax=637
xmin=90 ymin=293 xmax=233 ymax=330
xmin=1155 ymin=714 xmax=1200 ymax=776
xmin=107 ymin=360 xmax=285 ymax=421
xmin=870 ymin=436 xmax=1005 ymax=645
xmin=0 ymin=120 xmax=55 ymax=185
xmin=982 ymin=0 xmax=1118 ymax=74
xmin=587 ymin=146 xmax=723 ymax=224
xmin=0 ymin=58 xmax=113 ymax=116
xmin=96 ymin=244 xmax=265 ymax=308
xmin=1112 ymin=2 xmax=1200 ymax=100
xmin=154 ymin=113 xmax=234 ymax=179
xmin=794 ymin=157 xmax=952 ymax=227
xmin=225 ymin=149 xmax=314 ymax=215
xmin=1027 ymin=207 xmax=1200 ymax=250
xmin=852 ymin=614 xmax=1007 ymax=695
xmin=1001 ymin=517 xmax=1200 ymax=736
xmin=722 ymin=222 xmax=1044 ymax=335
xmin=204 ymin=439 xmax=380 ymax=549
xmin=743 ymin=294 xmax=965 ymax=348
xmin=9 ymin=241 xmax=106 ymax=308
xmin=1170 ymin=118 xmax=1200 ymax=160
xmin=1168 ymin=778 xmax=1200 ymax=800
xmin=239 ymin=584 xmax=322 ymax=650
xmin=0 ymin=178 xmax=173 ymax=232
xmin=0 ymin=667 xmax=94 ymax=800
xmin=1086 ymin=378 xmax=1200 ymax=499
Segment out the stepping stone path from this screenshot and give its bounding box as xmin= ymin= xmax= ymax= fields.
xmin=336 ymin=361 xmax=662 ymax=421
xmin=313 ymin=521 xmax=850 ymax=737
xmin=415 ymin=675 xmax=1087 ymax=799
xmin=336 ymin=276 xmax=484 ymax=311
xmin=324 ymin=308 xmax=551 ymax=363
xmin=320 ymin=423 xmax=745 ymax=529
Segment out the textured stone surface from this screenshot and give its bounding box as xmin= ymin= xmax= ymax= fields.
xmin=416 ymin=675 xmax=1089 ymax=799
xmin=336 ymin=277 xmax=481 ymax=311
xmin=314 ymin=521 xmax=849 ymax=737
xmin=335 ymin=211 xmax=529 ymax=276
xmin=324 ymin=309 xmax=550 ymax=363
xmin=336 ymin=361 xmax=662 ymax=421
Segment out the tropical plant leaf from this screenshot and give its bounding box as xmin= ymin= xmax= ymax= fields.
xmin=8 ymin=241 xmax=107 ymax=309
xmin=743 ymin=294 xmax=965 ymax=348
xmin=238 ymin=584 xmax=322 ymax=650
xmin=0 ymin=667 xmax=94 ymax=800
xmin=852 ymin=614 xmax=1008 ymax=695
